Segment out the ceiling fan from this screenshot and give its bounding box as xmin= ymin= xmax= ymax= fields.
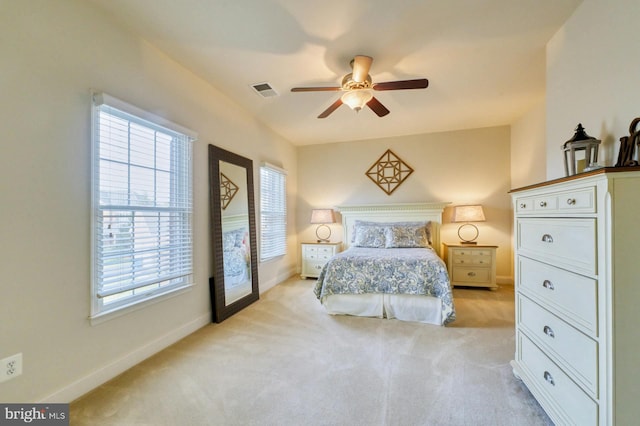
xmin=291 ymin=55 xmax=429 ymax=119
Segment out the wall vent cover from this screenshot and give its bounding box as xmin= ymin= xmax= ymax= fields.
xmin=251 ymin=82 xmax=279 ymax=98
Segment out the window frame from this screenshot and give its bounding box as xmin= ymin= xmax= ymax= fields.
xmin=90 ymin=92 xmax=197 ymax=321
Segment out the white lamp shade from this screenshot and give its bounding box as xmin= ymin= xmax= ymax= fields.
xmin=310 ymin=209 xmax=335 ymax=224
xmin=452 ymin=205 xmax=486 ymax=223
xmin=341 ymin=90 xmax=373 ymax=111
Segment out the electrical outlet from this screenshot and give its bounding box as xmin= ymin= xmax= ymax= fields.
xmin=0 ymin=353 xmax=22 ymax=383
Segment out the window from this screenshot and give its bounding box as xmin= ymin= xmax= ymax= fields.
xmin=260 ymin=163 xmax=287 ymax=261
xmin=91 ymin=93 xmax=197 ymax=318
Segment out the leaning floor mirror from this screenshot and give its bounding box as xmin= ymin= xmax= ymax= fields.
xmin=209 ymin=145 xmax=259 ymax=322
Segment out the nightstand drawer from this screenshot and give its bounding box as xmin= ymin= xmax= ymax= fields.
xmin=444 ymin=244 xmax=497 ymax=289
xmin=304 ymin=251 xmax=333 ymax=261
xmin=451 ymin=248 xmax=493 ymax=257
xmin=451 ymin=267 xmax=491 ymax=284
xmin=301 ymin=242 xmax=341 ymax=279
xmin=452 ymin=257 xmax=491 ymax=266
xmin=304 ymin=260 xmax=327 ymax=274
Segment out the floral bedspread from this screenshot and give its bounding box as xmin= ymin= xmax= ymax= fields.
xmin=224 ymin=246 xmax=249 ymax=287
xmin=313 ymin=247 xmax=455 ymax=325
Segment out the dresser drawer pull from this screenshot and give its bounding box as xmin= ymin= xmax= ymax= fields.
xmin=543 ymin=371 xmax=555 ymax=386
xmin=541 ymin=234 xmax=554 ymax=243
xmin=539 ymin=201 xmax=547 ymax=207
xmin=519 ymin=203 xmax=526 ymax=208
xmin=543 ymin=325 xmax=555 ymax=338
xmin=542 ymin=280 xmax=555 ymax=290
xmin=567 ymin=198 xmax=576 ymax=205
xmin=467 ymin=272 xmax=476 ymax=277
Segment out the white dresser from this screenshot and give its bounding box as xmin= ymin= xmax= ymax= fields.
xmin=510 ymin=168 xmax=640 ymax=425
xmin=300 ymin=242 xmax=341 ymax=279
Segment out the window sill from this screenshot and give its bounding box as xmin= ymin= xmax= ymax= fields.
xmin=90 ymin=284 xmax=194 ymax=326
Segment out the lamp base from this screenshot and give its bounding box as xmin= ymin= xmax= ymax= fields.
xmin=315 ymin=224 xmax=331 ymax=243
xmin=457 ymin=223 xmax=479 ymax=245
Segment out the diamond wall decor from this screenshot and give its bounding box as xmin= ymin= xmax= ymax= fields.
xmin=365 ymin=149 xmax=414 ymax=195
xmin=220 ymin=172 xmax=239 ymax=210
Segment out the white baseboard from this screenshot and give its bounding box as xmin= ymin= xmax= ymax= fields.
xmin=40 ymin=313 xmax=211 ymax=403
xmin=259 ymin=266 xmax=297 ymax=294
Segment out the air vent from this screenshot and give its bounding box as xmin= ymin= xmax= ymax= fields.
xmin=251 ymin=82 xmax=279 ymax=98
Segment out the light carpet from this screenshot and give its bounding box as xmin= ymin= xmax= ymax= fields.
xmin=70 ymin=278 xmax=552 ymax=426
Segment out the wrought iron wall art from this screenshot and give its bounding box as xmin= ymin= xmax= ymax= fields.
xmin=365 ymin=149 xmax=414 ymax=195
xmin=615 ymin=117 xmax=640 ymax=167
xmin=220 ymin=172 xmax=239 ymax=210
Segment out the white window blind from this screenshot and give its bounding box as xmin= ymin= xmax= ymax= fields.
xmin=91 ymin=93 xmax=196 ymax=317
xmin=260 ymin=163 xmax=287 ymax=261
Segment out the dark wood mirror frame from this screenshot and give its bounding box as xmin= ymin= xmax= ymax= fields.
xmin=209 ymin=145 xmax=259 ymax=323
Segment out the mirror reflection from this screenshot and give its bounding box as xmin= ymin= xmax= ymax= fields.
xmin=220 ymin=161 xmax=252 ymax=305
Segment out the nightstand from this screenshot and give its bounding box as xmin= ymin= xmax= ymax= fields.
xmin=300 ymin=242 xmax=341 ymax=279
xmin=442 ymin=243 xmax=498 ymax=290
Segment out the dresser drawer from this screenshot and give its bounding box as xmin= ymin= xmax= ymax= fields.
xmin=515 ymin=186 xmax=596 ymax=215
xmin=519 ymin=334 xmax=598 ymax=425
xmin=557 ymin=187 xmax=596 ymax=213
xmin=515 ymin=196 xmax=535 ymax=213
xmin=517 ymin=218 xmax=596 ymax=275
xmin=451 ymin=267 xmax=491 ymax=284
xmin=518 ymin=256 xmax=597 ymax=336
xmin=519 ymin=295 xmax=597 ymax=395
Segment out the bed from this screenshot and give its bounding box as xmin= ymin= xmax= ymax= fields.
xmin=313 ymin=202 xmax=455 ymax=325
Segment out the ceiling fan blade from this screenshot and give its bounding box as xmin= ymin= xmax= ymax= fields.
xmin=352 ymin=55 xmax=373 ymax=83
xmin=318 ymin=98 xmax=343 ymax=118
xmin=372 ymin=78 xmax=429 ymax=91
xmin=367 ymin=97 xmax=390 ymax=117
xmin=291 ymin=86 xmax=342 ymax=92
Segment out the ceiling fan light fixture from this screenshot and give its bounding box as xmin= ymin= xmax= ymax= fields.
xmin=341 ymin=89 xmax=373 ymax=112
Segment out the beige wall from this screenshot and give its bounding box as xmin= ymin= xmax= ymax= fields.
xmin=0 ymin=0 xmax=297 ymax=403
xmin=511 ymin=100 xmax=547 ymax=189
xmin=546 ymin=0 xmax=640 ymax=179
xmin=297 ymin=126 xmax=513 ymax=281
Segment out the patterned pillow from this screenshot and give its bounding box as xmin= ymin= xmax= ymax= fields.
xmin=385 ymin=225 xmax=429 ymax=248
xmin=222 ymin=228 xmax=246 ymax=251
xmin=352 ymin=225 xmax=387 ymax=248
xmin=222 ymin=230 xmax=237 ymax=252
xmin=352 ymin=220 xmax=431 ymax=245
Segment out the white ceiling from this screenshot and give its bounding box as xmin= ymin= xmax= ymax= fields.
xmin=88 ymin=0 xmax=582 ymax=146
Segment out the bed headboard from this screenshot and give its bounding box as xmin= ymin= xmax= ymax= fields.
xmin=336 ymin=202 xmax=450 ymax=256
xmin=222 ymin=213 xmax=249 ymax=233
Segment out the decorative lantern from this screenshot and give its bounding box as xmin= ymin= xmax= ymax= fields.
xmin=562 ymin=124 xmax=601 ymax=176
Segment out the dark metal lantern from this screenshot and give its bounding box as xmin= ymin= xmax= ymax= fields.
xmin=562 ymin=123 xmax=601 ymax=176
